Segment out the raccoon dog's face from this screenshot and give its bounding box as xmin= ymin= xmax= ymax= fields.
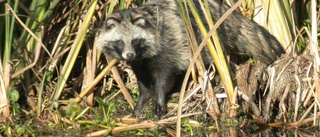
xmin=97 ymin=9 xmax=159 ymax=61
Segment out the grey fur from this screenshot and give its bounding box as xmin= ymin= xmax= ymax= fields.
xmin=97 ymin=0 xmax=285 ymax=116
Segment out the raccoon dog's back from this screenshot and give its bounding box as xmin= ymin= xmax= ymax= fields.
xmin=97 ymin=0 xmax=285 ymax=116
xmin=203 ymin=0 xmax=285 ymax=64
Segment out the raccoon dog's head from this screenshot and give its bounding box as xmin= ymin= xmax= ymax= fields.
xmin=97 ymin=9 xmax=159 ymax=61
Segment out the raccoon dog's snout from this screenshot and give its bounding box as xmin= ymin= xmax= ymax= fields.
xmin=124 ymin=53 xmax=135 ymax=60
xmin=121 ymin=43 xmax=136 ymax=61
xmin=121 ymin=38 xmax=146 ymax=61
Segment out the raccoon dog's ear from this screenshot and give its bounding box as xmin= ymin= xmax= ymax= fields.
xmin=105 ymin=17 xmax=119 ymax=29
xmin=132 ymin=17 xmax=146 ymax=27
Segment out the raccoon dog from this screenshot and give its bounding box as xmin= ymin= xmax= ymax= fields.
xmin=97 ymin=0 xmax=285 ymax=116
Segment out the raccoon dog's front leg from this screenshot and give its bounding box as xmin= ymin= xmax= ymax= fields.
xmin=154 ymin=70 xmax=176 ymax=116
xmin=133 ymin=80 xmax=152 ymax=116
xmin=131 ymin=62 xmax=154 ymax=117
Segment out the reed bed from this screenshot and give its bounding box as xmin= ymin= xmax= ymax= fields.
xmin=0 ymin=0 xmax=319 ymax=136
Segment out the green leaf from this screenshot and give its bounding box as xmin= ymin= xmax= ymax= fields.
xmin=10 ymin=89 xmax=19 ymax=102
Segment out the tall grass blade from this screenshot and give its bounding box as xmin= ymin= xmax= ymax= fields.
xmin=52 ymin=0 xmax=98 ymax=101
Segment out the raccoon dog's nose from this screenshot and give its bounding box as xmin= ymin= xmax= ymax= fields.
xmin=126 ymin=53 xmax=135 ymax=60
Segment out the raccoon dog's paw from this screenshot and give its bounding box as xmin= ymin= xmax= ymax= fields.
xmin=154 ymin=102 xmax=167 ymax=117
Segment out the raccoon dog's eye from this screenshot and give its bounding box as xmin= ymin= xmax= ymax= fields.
xmin=131 ymin=39 xmax=145 ymax=47
xmin=113 ymin=40 xmax=124 ymax=51
xmin=116 ymin=40 xmax=124 ymax=45
xmin=105 ymin=18 xmax=119 ymax=29
xmin=132 ymin=17 xmax=145 ymax=27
